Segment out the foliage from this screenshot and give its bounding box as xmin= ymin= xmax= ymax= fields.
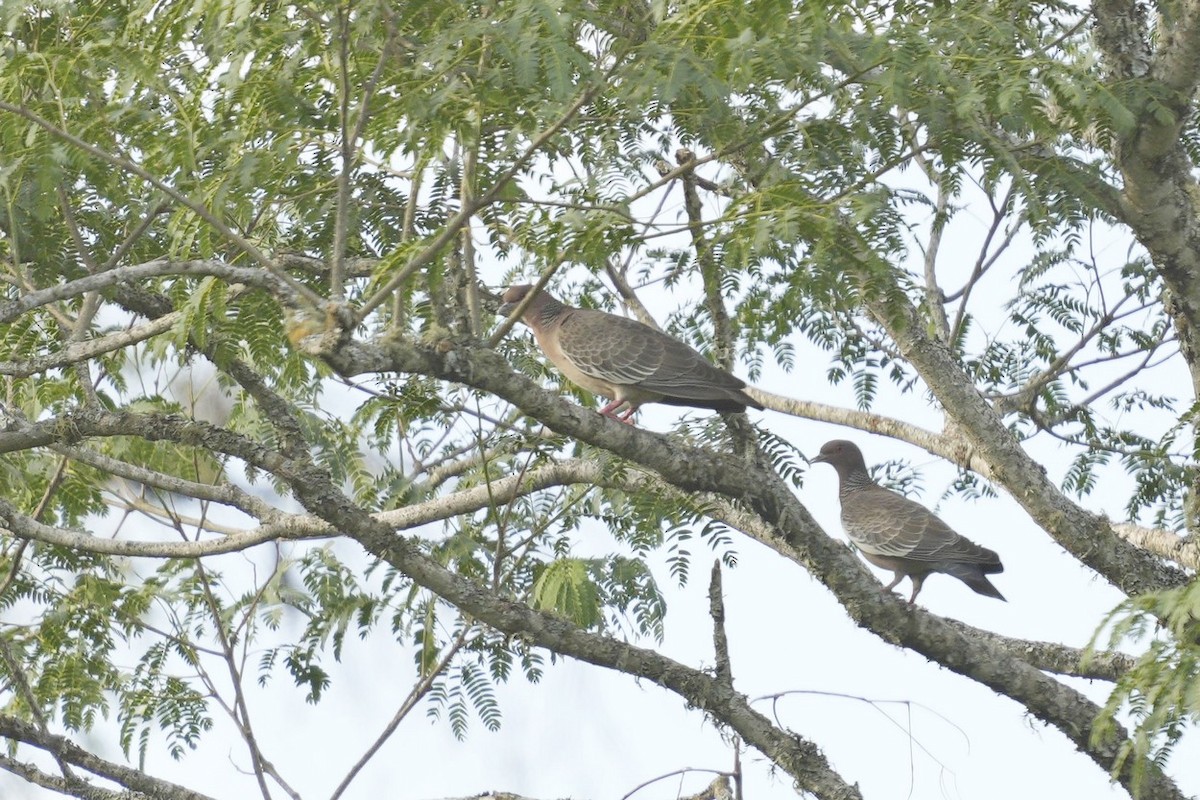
xmin=0 ymin=0 xmax=1194 ymax=797
xmin=1090 ymin=580 xmax=1200 ymax=796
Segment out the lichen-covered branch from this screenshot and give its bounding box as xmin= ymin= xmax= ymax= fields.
xmin=0 ymin=715 xmax=216 ymax=800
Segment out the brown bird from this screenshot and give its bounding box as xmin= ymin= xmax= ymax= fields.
xmin=497 ymin=284 xmax=763 ymax=422
xmin=812 ymin=439 xmax=1005 ymax=605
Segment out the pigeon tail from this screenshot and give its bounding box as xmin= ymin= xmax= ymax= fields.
xmin=657 ymin=388 xmax=763 ymax=413
xmin=943 ymin=562 xmax=1007 ymax=601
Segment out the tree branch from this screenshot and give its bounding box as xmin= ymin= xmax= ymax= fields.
xmin=708 ymin=561 xmax=732 ymax=687
xmin=0 ymin=714 xmax=217 ymax=800
xmin=0 ymin=259 xmax=291 ymax=327
xmin=676 ymin=148 xmax=734 ymax=370
xmin=1112 ymin=522 xmax=1200 ymax=571
xmin=0 ymin=752 xmax=152 ymax=800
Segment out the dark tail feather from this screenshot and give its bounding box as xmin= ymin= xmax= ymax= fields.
xmin=659 ymin=387 xmax=763 ymax=412
xmin=944 ymin=563 xmax=1007 ymax=601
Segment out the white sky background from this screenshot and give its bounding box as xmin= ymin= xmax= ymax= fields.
xmin=3 ymin=147 xmax=1199 ymax=799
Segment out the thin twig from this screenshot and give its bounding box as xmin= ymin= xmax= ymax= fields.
xmin=328 ymin=627 xmax=475 ymax=800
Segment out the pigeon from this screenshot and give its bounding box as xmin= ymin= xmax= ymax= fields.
xmin=811 ymin=439 xmax=1005 ymax=605
xmin=497 ymin=284 xmax=763 ymax=422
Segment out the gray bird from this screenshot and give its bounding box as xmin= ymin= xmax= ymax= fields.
xmin=497 ymin=284 xmax=762 ymax=421
xmin=812 ymin=439 xmax=1005 ymax=605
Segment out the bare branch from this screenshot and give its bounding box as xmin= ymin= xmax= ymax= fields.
xmin=0 ymin=714 xmax=217 ymax=800
xmin=194 ymin=559 xmax=296 ymax=800
xmin=604 ymin=260 xmax=661 ymax=329
xmin=919 ymin=169 xmax=951 ymax=342
xmin=947 ymin=191 xmax=1022 ymax=342
xmin=485 ymin=257 xmax=571 ymax=348
xmin=745 ymin=387 xmax=998 ymax=474
xmin=620 ymin=770 xmax=734 ymax=800
xmin=708 ymin=561 xmax=732 ymax=687
xmin=0 ymin=752 xmax=153 ymax=800
xmin=329 ymin=628 xmax=475 ymax=800
xmin=676 ymin=148 xmax=734 ymax=369
xmin=1113 ymin=522 xmax=1200 ymax=571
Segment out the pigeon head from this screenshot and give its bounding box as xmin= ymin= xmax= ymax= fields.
xmin=497 ymin=284 xmax=534 ymax=316
xmin=812 ymin=440 xmax=867 ymax=474
xmin=497 ymin=284 xmax=564 ymax=325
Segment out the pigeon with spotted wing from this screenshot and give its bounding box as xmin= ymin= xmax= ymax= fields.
xmin=812 ymin=439 xmax=1005 ymax=605
xmin=497 ymin=284 xmax=762 ymax=422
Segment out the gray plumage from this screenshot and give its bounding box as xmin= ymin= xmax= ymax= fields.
xmin=497 ymin=284 xmax=762 ymax=421
xmin=812 ymin=439 xmax=1005 ymax=605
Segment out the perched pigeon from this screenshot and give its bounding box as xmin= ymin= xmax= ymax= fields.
xmin=812 ymin=439 xmax=1005 ymax=605
xmin=497 ymin=284 xmax=762 ymax=421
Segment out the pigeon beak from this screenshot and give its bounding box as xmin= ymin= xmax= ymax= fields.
xmin=497 ymin=302 xmax=517 ymax=316
xmin=810 ymin=453 xmax=828 ymax=464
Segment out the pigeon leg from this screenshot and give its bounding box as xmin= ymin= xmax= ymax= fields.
xmin=617 ymin=407 xmax=638 ymax=423
xmin=906 ymin=575 xmax=926 ymax=607
xmin=598 ymin=399 xmax=626 ymax=419
xmin=881 ymin=573 xmax=904 ymax=593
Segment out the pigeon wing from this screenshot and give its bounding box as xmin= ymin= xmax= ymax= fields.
xmin=555 ymin=309 xmax=665 ymax=386
xmin=557 ymin=310 xmax=754 ymax=404
xmin=842 ymin=486 xmax=1001 ymax=568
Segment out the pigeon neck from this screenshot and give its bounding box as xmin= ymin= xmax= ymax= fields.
xmin=532 ymin=296 xmax=568 ymax=327
xmin=838 ymin=466 xmax=876 ymax=498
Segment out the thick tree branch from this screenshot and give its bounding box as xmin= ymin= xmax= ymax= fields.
xmin=0 ymin=753 xmax=151 ymax=800
xmin=0 ymin=259 xmax=290 ymax=327
xmin=0 ymin=714 xmax=216 ymax=800
xmin=1090 ymin=0 xmax=1200 ymax=395
xmin=1113 ymin=522 xmax=1200 ymax=571
xmin=1154 ymin=0 xmax=1200 ymax=98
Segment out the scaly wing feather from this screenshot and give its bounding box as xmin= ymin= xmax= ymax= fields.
xmin=557 ymin=310 xmax=753 ymax=404
xmin=841 ymin=486 xmax=1001 ymax=568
